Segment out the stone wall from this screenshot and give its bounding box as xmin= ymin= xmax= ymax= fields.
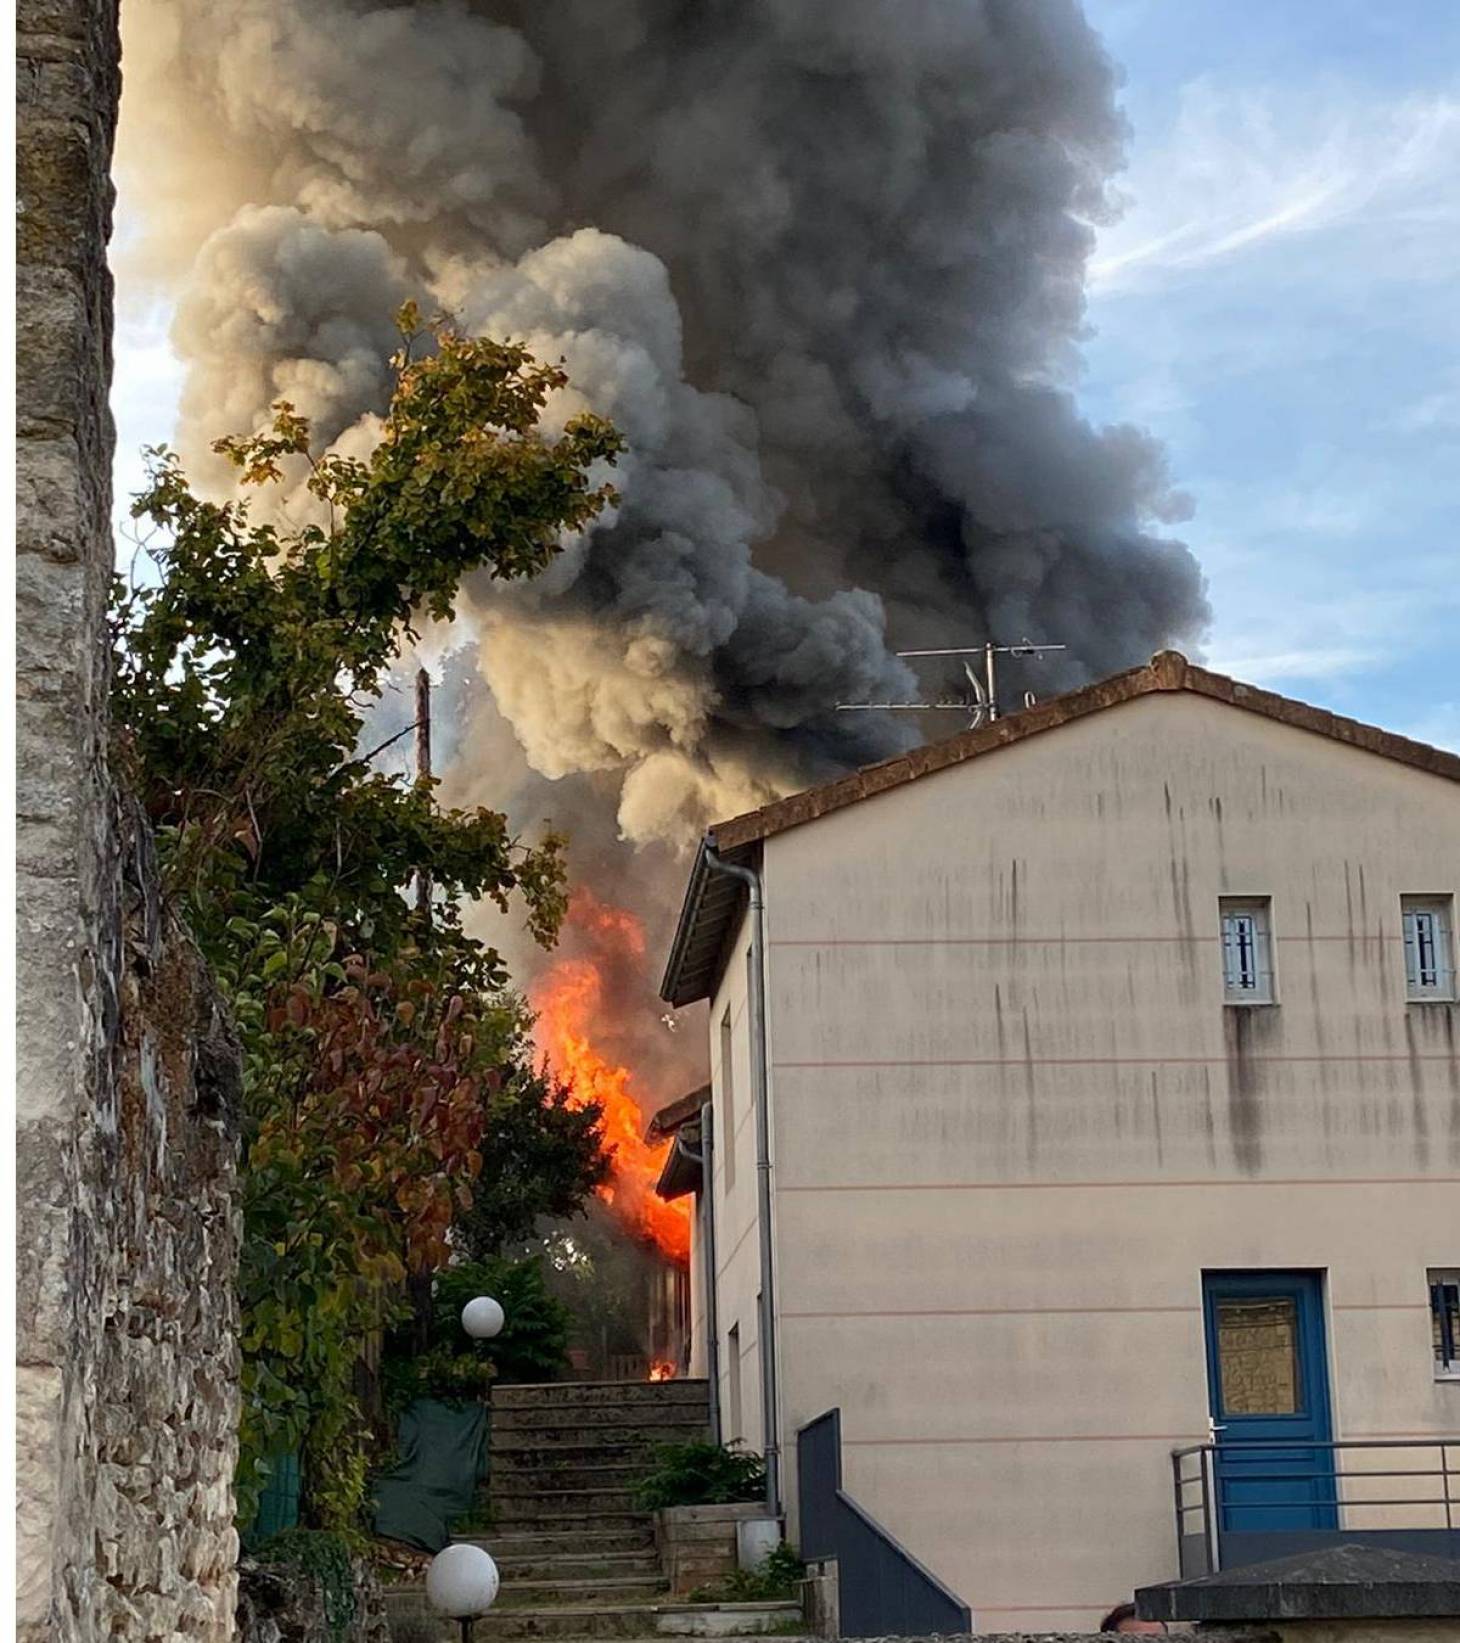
xmin=237 ymin=1547 xmax=392 ymax=1643
xmin=17 ymin=0 xmax=245 ymax=1636
xmin=21 ymin=792 xmax=245 ymax=1643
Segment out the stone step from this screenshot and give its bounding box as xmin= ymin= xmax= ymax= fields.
xmin=381 ymin=1592 xmax=803 ymax=1641
xmin=492 ymin=1462 xmax=652 ymax=1494
xmin=490 ymin=1434 xmax=675 ymax=1467
xmin=492 ymin=1486 xmax=640 ymax=1516
xmin=472 ymin=1602 xmax=803 ymax=1639
xmin=488 ymin=1510 xmax=653 ymax=1536
xmin=497 ymin=1576 xmax=668 ymax=1608
xmin=490 ymin=1552 xmax=661 ymax=1583
xmin=493 ymin=1380 xmax=709 ymax=1410
xmin=464 ymin=1528 xmax=655 ymax=1559
xmin=492 ymin=1406 xmax=708 ymax=1436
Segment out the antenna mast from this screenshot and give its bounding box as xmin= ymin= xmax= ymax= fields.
xmin=836 ymin=640 xmax=1067 ymax=730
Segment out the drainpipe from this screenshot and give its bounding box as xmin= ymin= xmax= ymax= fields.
xmin=702 ymin=843 xmax=780 ymax=1519
xmin=678 ymin=1105 xmax=721 ymax=1444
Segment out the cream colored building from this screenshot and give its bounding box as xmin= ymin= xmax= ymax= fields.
xmin=657 ymin=651 xmax=1460 ymax=1634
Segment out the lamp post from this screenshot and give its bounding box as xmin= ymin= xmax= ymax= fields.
xmin=425 ymin=1542 xmax=499 ymax=1642
xmin=425 ymin=1294 xmax=504 ymax=1636
xmin=461 ymin=1295 xmax=504 ymax=1340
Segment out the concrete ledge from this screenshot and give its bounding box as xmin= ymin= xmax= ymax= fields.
xmin=1138 ymin=1543 xmax=1460 ymax=1625
xmin=655 ymin=1600 xmax=800 ymax=1635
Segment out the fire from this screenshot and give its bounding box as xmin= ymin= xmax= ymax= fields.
xmin=530 ymin=889 xmax=692 ymax=1264
xmin=648 ymin=1360 xmax=677 ymax=1382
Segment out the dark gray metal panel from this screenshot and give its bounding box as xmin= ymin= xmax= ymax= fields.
xmin=797 ymin=1408 xmax=972 ymax=1638
xmin=1219 ymin=1527 xmax=1460 ymax=1570
xmin=1179 ymin=1532 xmax=1215 ymax=1580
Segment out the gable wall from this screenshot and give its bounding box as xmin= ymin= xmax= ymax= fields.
xmin=756 ymin=690 xmax=1459 ymax=1631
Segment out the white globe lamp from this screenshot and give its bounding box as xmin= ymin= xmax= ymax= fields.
xmin=461 ymin=1295 xmax=505 ymax=1340
xmin=426 ymin=1542 xmax=499 ymax=1640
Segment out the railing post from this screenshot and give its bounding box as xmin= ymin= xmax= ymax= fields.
xmin=1201 ymin=1445 xmax=1218 ymax=1574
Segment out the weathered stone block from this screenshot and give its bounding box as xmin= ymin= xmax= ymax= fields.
xmin=15 ymin=436 xmax=88 ymax=562
xmin=16 ymin=131 xmax=101 ymax=291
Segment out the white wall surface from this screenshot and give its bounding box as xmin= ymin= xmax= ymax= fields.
xmin=707 ymin=914 xmax=765 ymax=1452
xmin=734 ymin=691 xmax=1458 ymax=1632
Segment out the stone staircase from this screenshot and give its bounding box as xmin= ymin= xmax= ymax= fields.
xmin=383 ymin=1380 xmax=803 ymax=1642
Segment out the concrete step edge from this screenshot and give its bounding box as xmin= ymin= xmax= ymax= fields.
xmin=500 ymin=1579 xmax=668 ymax=1595
xmin=469 ymin=1532 xmax=654 ymax=1549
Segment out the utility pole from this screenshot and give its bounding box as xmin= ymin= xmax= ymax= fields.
xmin=414 ymin=667 xmax=432 ymax=922
xmin=408 ymin=667 xmax=436 ymax=1355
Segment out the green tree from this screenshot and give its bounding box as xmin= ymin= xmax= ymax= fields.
xmin=111 ymin=309 xmax=622 ymax=1531
xmin=453 ymin=1069 xmax=611 ymax=1259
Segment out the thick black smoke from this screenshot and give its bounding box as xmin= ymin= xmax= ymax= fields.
xmin=119 ymin=0 xmax=1206 ymax=854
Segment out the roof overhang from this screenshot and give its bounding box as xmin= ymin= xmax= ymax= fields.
xmin=659 ymin=836 xmax=758 ymax=1007
xmin=653 ymin=1122 xmax=703 ymax=1202
xmin=646 ymin=1083 xmax=711 ymax=1143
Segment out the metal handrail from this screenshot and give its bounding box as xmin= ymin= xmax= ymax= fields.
xmin=1171 ymin=1436 xmax=1460 ymax=1575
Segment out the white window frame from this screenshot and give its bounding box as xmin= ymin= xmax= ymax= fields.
xmin=1428 ymin=1269 xmax=1460 ymax=1382
xmin=1220 ymin=897 xmax=1275 ymax=1004
xmin=726 ymin=1321 xmax=743 ymax=1440
xmin=719 ymin=1005 xmax=736 ymax=1191
xmin=1402 ymin=896 xmax=1456 ymax=1002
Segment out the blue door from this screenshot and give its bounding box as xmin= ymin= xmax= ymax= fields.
xmin=1202 ymin=1271 xmax=1337 ymax=1533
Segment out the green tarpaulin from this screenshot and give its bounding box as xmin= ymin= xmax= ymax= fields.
xmin=371 ymin=1399 xmax=488 ymax=1552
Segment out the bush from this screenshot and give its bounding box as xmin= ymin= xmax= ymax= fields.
xmin=250 ymin=1528 xmax=359 ymax=1640
xmin=380 ymin=1344 xmax=497 ymax=1415
xmin=381 ymin=1254 xmax=572 ymax=1416
xmin=633 ymin=1441 xmax=766 ymax=1511
xmin=432 ymin=1256 xmax=571 ymax=1385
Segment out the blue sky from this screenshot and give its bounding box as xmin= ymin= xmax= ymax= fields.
xmin=111 ymin=1 xmax=1460 ymax=748
xmin=1081 ymin=0 xmax=1459 ymax=747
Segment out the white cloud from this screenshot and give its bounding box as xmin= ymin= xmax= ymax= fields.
xmin=1090 ymin=81 xmax=1460 ymax=292
xmin=1387 ymin=372 xmax=1460 ymax=433
xmin=1203 ymin=645 xmax=1381 ymax=683
xmin=1079 ymin=64 xmax=1460 ymax=735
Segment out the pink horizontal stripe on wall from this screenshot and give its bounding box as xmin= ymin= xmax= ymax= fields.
xmin=842 ymin=1432 xmax=1208 ymax=1446
xmin=977 ymin=1604 xmax=1133 ymax=1616
xmin=770 ymin=932 xmax=1401 ymax=946
xmin=1346 ymin=1430 xmax=1460 ymax=1440
xmin=777 ymin=1176 xmax=1460 ymax=1193
xmin=774 ymin=1052 xmax=1456 ymax=1068
xmin=782 ymin=1302 xmax=1427 ymax=1320
xmin=782 ymin=1304 xmax=1200 ymax=1319
xmin=1332 ymin=1303 xmax=1432 ymax=1312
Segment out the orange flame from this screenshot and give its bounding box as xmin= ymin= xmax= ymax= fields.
xmin=648 ymin=1360 xmax=677 ymax=1382
xmin=530 ymin=890 xmax=692 ymax=1265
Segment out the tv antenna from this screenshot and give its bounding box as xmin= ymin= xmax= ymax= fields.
xmin=836 ymin=640 xmax=1067 ymax=731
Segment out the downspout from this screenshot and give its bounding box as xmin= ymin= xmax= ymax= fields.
xmin=678 ymin=1105 xmax=721 ymax=1444
xmin=702 ymin=843 xmax=780 ymax=1519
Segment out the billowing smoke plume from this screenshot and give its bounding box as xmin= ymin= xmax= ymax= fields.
xmin=118 ymin=0 xmax=1206 ymax=866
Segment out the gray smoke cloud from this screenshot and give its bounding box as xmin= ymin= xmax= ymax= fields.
xmin=118 ymin=0 xmax=1207 ymax=864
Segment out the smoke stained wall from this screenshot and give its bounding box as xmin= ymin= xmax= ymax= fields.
xmin=117 ymin=0 xmax=1207 ymax=1101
